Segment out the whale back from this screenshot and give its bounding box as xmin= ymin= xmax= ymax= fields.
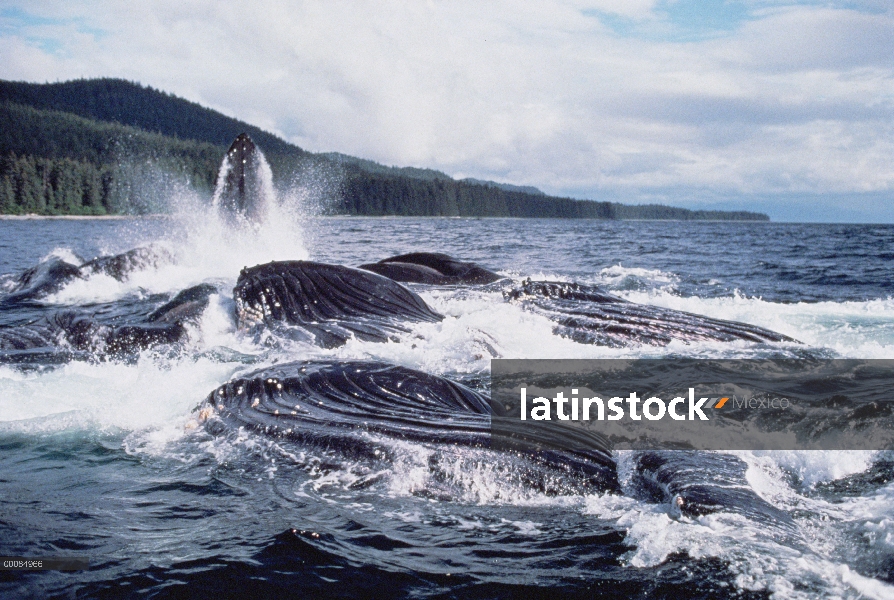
xmin=0 ymin=257 xmax=82 ymax=305
xmin=630 ymin=450 xmax=799 ymax=538
xmin=1 ymin=246 xmax=175 ymax=307
xmin=0 ymin=282 xmax=217 ymax=362
xmin=81 ymin=245 xmax=174 ymax=281
xmin=359 ymin=252 xmax=503 ymax=285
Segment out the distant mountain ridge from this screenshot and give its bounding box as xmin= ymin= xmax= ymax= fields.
xmin=0 ymin=78 xmax=303 ymax=157
xmin=0 ymin=78 xmax=769 ymax=220
xmin=461 ymin=178 xmax=546 ymax=196
xmin=320 ymin=151 xmax=453 ymax=182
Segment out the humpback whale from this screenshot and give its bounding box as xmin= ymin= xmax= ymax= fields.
xmin=355 ymin=252 xmax=793 ymax=346
xmin=233 ymin=261 xmax=443 ymax=347
xmin=80 ymin=245 xmax=175 ymax=281
xmin=147 ymin=283 xmax=218 ymax=323
xmin=359 ymin=253 xmax=503 ymax=285
xmin=199 ymin=360 xmax=619 ymax=494
xmin=0 ymin=311 xmax=185 ymax=362
xmin=0 ymin=283 xmax=217 ymax=362
xmin=0 ymin=135 xmax=812 ymax=554
xmin=0 ymin=242 xmax=794 ymax=368
xmin=0 ymin=245 xmax=190 ymax=359
xmin=506 ymin=280 xmax=795 ymax=346
xmin=231 ymin=256 xmax=794 ymax=348
xmin=0 ymin=245 xmax=174 ymax=306
xmin=0 ymin=257 xmax=82 ymax=306
xmin=630 ymin=451 xmax=798 ymax=536
xmin=214 ymin=133 xmax=268 ymax=224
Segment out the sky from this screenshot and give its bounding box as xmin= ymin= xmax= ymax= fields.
xmin=0 ymin=0 xmax=892 ymax=222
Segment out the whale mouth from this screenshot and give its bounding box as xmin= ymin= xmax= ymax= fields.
xmin=197 ymin=359 xmax=619 ymax=496
xmin=232 ymin=260 xmax=444 ymax=347
xmin=504 ymin=280 xmax=798 ymax=347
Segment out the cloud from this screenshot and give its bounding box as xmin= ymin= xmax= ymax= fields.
xmin=724 ymin=6 xmax=894 ymax=71
xmin=0 ymin=1 xmax=892 ymax=219
xmin=572 ymin=0 xmax=660 ymax=19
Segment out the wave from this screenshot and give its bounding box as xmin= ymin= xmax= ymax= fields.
xmin=3 ymin=212 xmax=894 ymax=598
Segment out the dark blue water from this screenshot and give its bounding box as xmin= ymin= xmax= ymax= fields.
xmin=3 ymin=219 xmax=894 ymax=303
xmin=1 ymin=216 xmax=893 ymax=599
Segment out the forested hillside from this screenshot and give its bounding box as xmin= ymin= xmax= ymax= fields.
xmin=0 ymin=101 xmax=224 ymax=214
xmin=0 ymin=78 xmax=769 ymax=220
xmin=0 ymin=78 xmax=304 ymax=157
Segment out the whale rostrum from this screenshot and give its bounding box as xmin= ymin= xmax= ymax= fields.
xmin=214 ymin=133 xmax=268 ymax=224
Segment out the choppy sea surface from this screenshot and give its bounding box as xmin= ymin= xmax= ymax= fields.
xmin=2 ymin=213 xmax=894 ymax=599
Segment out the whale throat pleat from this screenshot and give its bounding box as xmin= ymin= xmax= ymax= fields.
xmin=233 ymin=261 xmax=443 ymax=346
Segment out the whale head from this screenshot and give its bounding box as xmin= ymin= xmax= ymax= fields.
xmin=214 ymin=133 xmax=270 ymax=225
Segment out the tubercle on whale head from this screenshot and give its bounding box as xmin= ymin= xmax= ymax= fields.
xmin=229 ymin=132 xmax=254 ymax=150
xmin=233 ymin=294 xmax=266 ymax=329
xmin=669 ymin=494 xmax=685 ymax=520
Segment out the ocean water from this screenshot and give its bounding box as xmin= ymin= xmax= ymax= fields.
xmin=1 ymin=211 xmax=894 ymax=599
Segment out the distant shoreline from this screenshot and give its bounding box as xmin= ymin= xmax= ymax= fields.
xmin=0 ymin=214 xmax=888 ymax=225
xmin=0 ymin=79 xmax=770 ymax=223
xmin=0 ymin=213 xmax=773 ymax=222
xmin=0 ymin=214 xmax=168 ymax=220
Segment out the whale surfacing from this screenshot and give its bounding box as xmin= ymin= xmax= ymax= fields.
xmin=0 ymin=245 xmax=175 ymax=306
xmin=358 ymin=252 xmax=795 ymax=347
xmin=233 ymin=261 xmax=443 ymax=347
xmin=0 ymin=283 xmax=218 ymax=362
xmin=631 ymin=451 xmax=798 ymax=537
xmin=359 ymin=253 xmax=503 ymax=285
xmin=0 ymin=257 xmax=82 ymax=305
xmin=80 ymin=245 xmax=174 ymax=281
xmin=200 ymin=360 xmax=619 ymax=493
xmin=506 ymin=280 xmax=796 ymax=346
xmin=214 ymin=133 xmax=268 ymax=224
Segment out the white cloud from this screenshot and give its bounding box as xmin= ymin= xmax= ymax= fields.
xmin=569 ymin=0 xmax=659 ymax=19
xmin=0 ymin=0 xmax=892 ymax=213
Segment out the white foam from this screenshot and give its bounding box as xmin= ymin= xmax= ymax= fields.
xmin=43 ymin=247 xmax=83 ymax=265
xmin=596 ymin=264 xmax=679 ymax=292
xmin=747 ymin=450 xmax=878 ymax=489
xmin=7 ymin=202 xmax=894 ymax=596
xmin=583 ymin=485 xmax=894 ymax=599
xmin=39 ymin=165 xmax=310 ymax=305
xmin=46 ymin=272 xmax=144 ymax=304
xmin=310 ymin=289 xmax=664 ymax=381
xmin=500 ymin=519 xmax=544 ymax=536
xmin=619 ymin=289 xmax=894 ymax=358
xmin=0 ymin=357 xmax=236 ymax=436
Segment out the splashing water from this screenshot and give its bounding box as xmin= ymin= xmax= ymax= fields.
xmin=203 ymin=135 xmax=309 ymax=269
xmin=66 ymin=143 xmax=313 ymax=301
xmin=211 ymin=134 xmax=276 ymax=224
xmin=3 ymin=209 xmax=894 ymax=597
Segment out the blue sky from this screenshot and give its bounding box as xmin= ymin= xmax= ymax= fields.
xmin=0 ymin=0 xmax=892 ymax=221
xmin=593 ymin=0 xmax=751 ymax=41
